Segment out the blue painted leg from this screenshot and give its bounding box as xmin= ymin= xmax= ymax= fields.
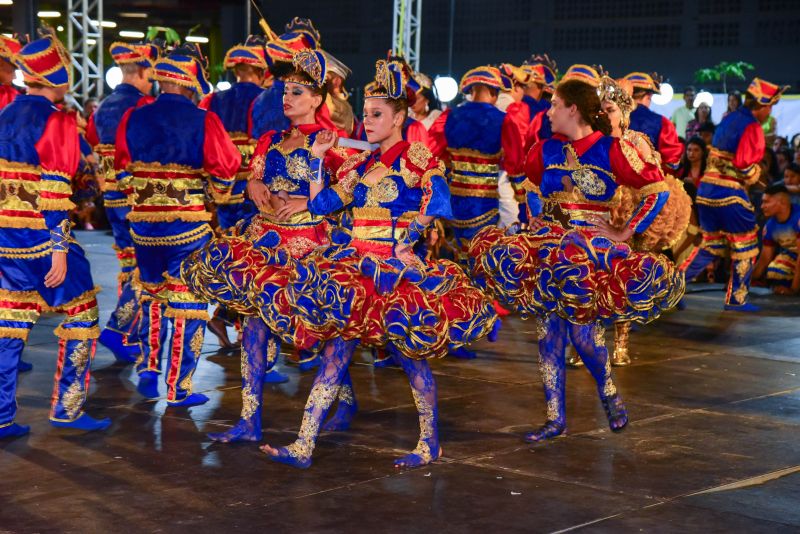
xmin=525 ymin=315 xmax=567 ymax=443
xmin=393 ymin=349 xmax=442 ymax=468
xmin=321 ymin=368 xmax=358 ymax=432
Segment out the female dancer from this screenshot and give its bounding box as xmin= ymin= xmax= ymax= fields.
xmin=182 ymin=48 xmax=354 ymax=442
xmin=256 ymin=57 xmax=499 ymax=468
xmin=601 ymin=76 xmax=691 ymax=366
xmin=471 ymin=68 xmax=684 ymax=442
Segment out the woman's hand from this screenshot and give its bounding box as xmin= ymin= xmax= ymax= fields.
xmin=589 ymin=215 xmax=634 ymax=243
xmin=246 ymin=180 xmax=271 ymax=212
xmin=44 ymin=251 xmax=68 ymax=288
xmin=275 ymin=197 xmax=309 ymax=221
xmin=394 ymin=244 xmax=418 ymax=265
xmin=310 ymin=129 xmax=338 ymax=159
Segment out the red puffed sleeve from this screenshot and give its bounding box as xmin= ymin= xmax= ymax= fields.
xmin=502 ymin=101 xmax=529 ymax=202
xmin=137 ymin=95 xmax=155 ymax=107
xmin=247 ymin=130 xmax=277 ymax=182
xmin=85 ymin=112 xmax=99 ymax=147
xmin=525 ymin=110 xmax=546 ymax=152
xmin=0 ymin=85 xmax=18 ymax=111
xmin=203 ymin=111 xmax=241 ymax=180
xmin=113 ymin=108 xmax=135 ymax=196
xmin=610 ymin=138 xmax=669 ymax=233
xmin=405 ymin=119 xmax=431 ymax=147
xmin=198 ymin=93 xmax=214 ymax=111
xmin=35 ymin=111 xmax=81 ymax=230
xmin=427 ymin=109 xmax=450 ymax=162
xmin=523 ymin=140 xmax=546 ymax=187
xmin=733 ymin=122 xmax=766 ymax=171
xmin=657 ymin=116 xmax=684 ymax=172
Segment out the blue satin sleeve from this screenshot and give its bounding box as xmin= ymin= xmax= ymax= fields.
xmin=421 ymin=174 xmax=453 ymax=220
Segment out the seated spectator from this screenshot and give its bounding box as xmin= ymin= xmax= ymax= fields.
xmin=697 ymin=122 xmax=715 ymax=146
xmin=773 ymin=136 xmax=789 ymax=153
xmin=753 ymin=185 xmax=800 ymax=294
xmin=679 ymin=136 xmax=707 ymax=187
xmin=685 ymin=102 xmax=713 ymax=139
xmin=777 ymin=163 xmax=800 ymax=205
xmin=776 ymin=147 xmax=794 ymax=177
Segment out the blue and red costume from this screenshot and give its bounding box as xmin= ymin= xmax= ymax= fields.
xmin=86 ymin=41 xmax=159 ymax=362
xmin=679 ymin=83 xmax=778 ymax=309
xmin=0 ymin=35 xmax=109 ymax=437
xmin=429 ymin=66 xmax=527 ymax=262
xmin=115 ymin=48 xmax=240 ymax=405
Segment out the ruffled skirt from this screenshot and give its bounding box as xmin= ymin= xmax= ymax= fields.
xmin=469 ymin=223 xmax=684 ymax=325
xmin=262 ymin=245 xmax=499 ymax=360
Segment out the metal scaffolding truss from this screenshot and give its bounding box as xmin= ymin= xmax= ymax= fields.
xmin=392 ymin=0 xmax=422 ymax=71
xmin=67 ymin=0 xmax=104 ymax=104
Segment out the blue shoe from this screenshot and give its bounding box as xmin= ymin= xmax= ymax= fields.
xmin=17 ymin=360 xmax=33 ymax=373
xmin=0 ymin=423 xmax=31 ymax=439
xmin=263 ymin=369 xmax=289 ymax=384
xmin=373 ymin=356 xmax=399 ymax=369
xmin=488 ymin=318 xmax=502 ymax=342
xmin=99 ymin=329 xmax=139 ymax=364
xmin=168 ymin=393 xmax=209 ymax=408
xmin=450 ymin=346 xmax=477 ymax=359
xmin=262 ymin=444 xmax=312 ymax=469
xmin=724 ymin=302 xmax=760 ymax=313
xmin=50 ymin=413 xmax=111 ymax=432
xmin=298 ymin=355 xmax=320 ymax=373
xmin=136 ymin=371 xmax=160 ymax=399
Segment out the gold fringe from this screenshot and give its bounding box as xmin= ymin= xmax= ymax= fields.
xmin=38 ymin=198 xmax=77 ymax=211
xmin=0 ymin=216 xmax=47 ymax=229
xmin=164 ymin=308 xmax=210 ymax=321
xmin=0 ymin=241 xmax=55 ymax=259
xmin=127 ymin=211 xmax=212 ymax=223
xmin=54 ymin=325 xmax=100 ymax=340
xmin=0 ymin=327 xmax=30 ymax=340
xmin=57 ymin=286 xmax=101 ymax=312
xmin=131 ymin=225 xmax=212 ymax=247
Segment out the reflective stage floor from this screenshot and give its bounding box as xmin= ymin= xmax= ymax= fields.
xmin=2 ymin=231 xmax=800 ymax=533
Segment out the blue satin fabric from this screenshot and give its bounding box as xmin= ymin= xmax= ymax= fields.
xmin=125 ymin=94 xmax=206 ymax=168
xmin=444 ymin=101 xmax=505 ymax=154
xmin=712 ymin=107 xmax=757 ymax=153
xmin=262 ymin=129 xmax=327 ymax=197
xmin=94 ymin=84 xmax=145 ymax=144
xmin=0 ymin=230 xmax=95 ymax=308
xmin=133 ymin=221 xmax=213 ymax=285
xmin=0 ymin=95 xmax=54 ymax=164
xmin=629 ymin=105 xmax=664 ymax=149
xmin=208 ymin=82 xmax=263 ymax=135
xmin=250 ymin=79 xmax=288 ymax=139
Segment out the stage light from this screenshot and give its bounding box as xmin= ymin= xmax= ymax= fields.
xmin=37 ymin=11 xmax=61 ymax=18
xmin=652 ymin=82 xmax=674 ymax=106
xmin=119 ymin=12 xmax=148 ymax=18
xmin=694 ymin=91 xmax=714 ymax=108
xmin=105 ymin=66 xmax=122 ymax=89
xmin=91 ymin=20 xmax=117 ymax=28
xmin=216 ymin=81 xmax=232 ymax=91
xmin=434 ymin=76 xmax=458 ymax=103
xmin=12 ymin=69 xmax=23 ymax=88
xmin=119 ymin=30 xmax=145 ymax=39
xmin=56 ymin=25 xmax=64 ymax=31
xmin=0 ymin=1 xmax=13 ymax=5
xmin=87 ymin=39 xmax=96 ymax=45
xmin=186 ymin=36 xmax=209 ymax=44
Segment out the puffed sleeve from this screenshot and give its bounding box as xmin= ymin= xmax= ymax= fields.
xmin=203 ymin=111 xmax=242 ymax=202
xmin=197 ymin=93 xmax=214 ymax=111
xmin=405 ymin=119 xmax=431 ymax=147
xmin=308 ymin=152 xmax=368 ymax=216
xmin=247 ymin=131 xmax=277 ymax=185
xmin=85 ymin=113 xmax=99 ymax=147
xmin=657 ymin=116 xmax=684 ymax=172
xmin=426 ymin=109 xmax=450 ymax=162
xmin=525 ymin=110 xmax=545 ymax=152
xmin=501 ymin=101 xmax=529 ymax=204
xmin=35 ymin=111 xmax=80 ymax=236
xmin=733 ymin=122 xmax=766 ymax=184
xmin=610 ymin=138 xmax=669 ymax=233
xmin=404 ymin=143 xmax=452 ymax=219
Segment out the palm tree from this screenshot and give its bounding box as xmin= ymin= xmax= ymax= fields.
xmin=694 ymin=61 xmax=754 ymax=93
